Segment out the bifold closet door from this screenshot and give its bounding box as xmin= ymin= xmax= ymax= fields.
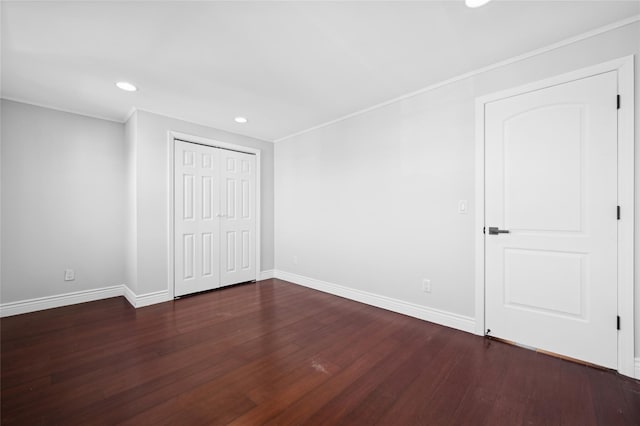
xmin=175 ymin=141 xmax=257 ymax=297
xmin=174 ymin=141 xmax=221 ymax=297
xmin=220 ymin=149 xmax=256 ymax=286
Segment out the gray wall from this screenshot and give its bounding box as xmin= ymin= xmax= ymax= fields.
xmin=275 ymin=23 xmax=640 ymax=352
xmin=1 ymin=100 xmax=125 ymax=302
xmin=124 ymin=111 xmax=138 ymax=294
xmin=128 ymin=110 xmax=275 ymax=296
xmin=1 ymin=102 xmax=275 ymax=303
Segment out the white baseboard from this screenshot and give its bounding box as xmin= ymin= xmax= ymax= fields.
xmin=120 ymin=285 xmax=171 ymax=308
xmin=0 ymin=285 xmax=125 ymax=318
xmin=1 ymin=284 xmax=173 ymax=316
xmin=274 ymin=270 xmax=476 ymax=334
xmin=259 ymin=269 xmax=275 ymax=280
xmin=135 ymin=290 xmax=171 ymax=308
xmin=635 ymin=357 xmax=640 ymax=379
xmin=122 ymin=284 xmax=137 ymax=308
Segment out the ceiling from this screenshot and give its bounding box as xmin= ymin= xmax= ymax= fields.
xmin=2 ymin=1 xmax=638 ymax=142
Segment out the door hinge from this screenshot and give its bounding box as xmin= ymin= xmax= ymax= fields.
xmin=617 ymin=316 xmax=620 ymax=330
xmin=617 ymin=206 xmax=621 ymax=220
xmin=483 ymin=226 xmax=486 ymax=234
xmin=617 ymin=95 xmax=621 ymax=109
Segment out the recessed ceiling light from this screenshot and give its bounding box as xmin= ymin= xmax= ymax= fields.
xmin=234 ymin=117 xmax=248 ymax=124
xmin=465 ymin=0 xmax=492 ymax=8
xmin=116 ymin=81 xmax=137 ymax=92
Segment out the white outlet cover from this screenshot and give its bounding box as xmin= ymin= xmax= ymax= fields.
xmin=458 ymin=200 xmax=468 ymax=214
xmin=64 ymin=269 xmax=75 ymax=281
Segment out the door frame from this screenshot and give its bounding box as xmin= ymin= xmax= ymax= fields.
xmin=167 ymin=131 xmax=262 ymax=299
xmin=474 ymin=56 xmax=635 ymax=377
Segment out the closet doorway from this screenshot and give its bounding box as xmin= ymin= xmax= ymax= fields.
xmin=174 ymin=138 xmax=258 ymax=297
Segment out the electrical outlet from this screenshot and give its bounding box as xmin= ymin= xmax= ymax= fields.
xmin=64 ymin=269 xmax=75 ymax=281
xmin=422 ymin=279 xmax=431 ymax=293
xmin=293 ymin=256 xmax=298 ymax=265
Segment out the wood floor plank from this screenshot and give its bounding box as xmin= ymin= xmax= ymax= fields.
xmin=450 ymin=338 xmax=522 ymax=425
xmin=298 ymin=328 xmax=440 ymax=425
xmin=374 ymin=330 xmax=471 ymax=425
xmin=1 ymin=278 xmax=639 ymax=425
xmin=123 ymin=303 xmax=377 ymax=424
xmin=335 ymin=332 xmax=449 ymax=426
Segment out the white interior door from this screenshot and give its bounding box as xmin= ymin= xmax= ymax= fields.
xmin=220 ymin=149 xmax=257 ymax=286
xmin=174 ymin=141 xmax=221 ymax=297
xmin=485 ymin=71 xmax=618 ymax=368
xmin=175 ymin=141 xmax=257 ymax=296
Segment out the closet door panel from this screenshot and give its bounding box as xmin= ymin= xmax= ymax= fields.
xmin=220 ymin=150 xmax=256 ymax=286
xmin=174 ymin=141 xmax=221 ymax=296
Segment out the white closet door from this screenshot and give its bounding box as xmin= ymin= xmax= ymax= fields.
xmin=220 ymin=149 xmax=256 ymax=286
xmin=484 ymin=71 xmax=618 ymax=368
xmin=174 ymin=141 xmax=221 ymax=297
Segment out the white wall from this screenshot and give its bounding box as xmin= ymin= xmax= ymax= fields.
xmin=275 ymin=23 xmax=640 ymax=351
xmin=0 ymin=102 xmax=274 ymax=308
xmin=127 ymin=110 xmax=274 ymax=296
xmin=1 ymin=100 xmax=125 ymax=303
xmin=124 ymin=111 xmax=138 ymax=294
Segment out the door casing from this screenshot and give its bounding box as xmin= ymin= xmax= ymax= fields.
xmin=168 ymin=131 xmax=262 ymax=299
xmin=474 ymin=56 xmax=635 ymax=378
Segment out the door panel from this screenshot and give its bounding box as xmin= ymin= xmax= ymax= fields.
xmin=174 ymin=141 xmax=221 ymax=296
xmin=503 ymin=248 xmax=585 ymax=318
xmin=503 ymin=105 xmax=583 ymax=232
xmin=220 ymin=150 xmax=256 ymax=286
xmin=485 ymin=71 xmax=618 ymax=368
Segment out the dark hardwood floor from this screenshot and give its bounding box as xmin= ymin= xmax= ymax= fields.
xmin=1 ymin=279 xmax=639 ymax=425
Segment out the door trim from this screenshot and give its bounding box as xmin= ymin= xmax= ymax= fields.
xmin=167 ymin=131 xmax=262 ymax=299
xmin=474 ymin=56 xmax=635 ymax=378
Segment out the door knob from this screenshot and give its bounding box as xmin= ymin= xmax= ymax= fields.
xmin=488 ymin=227 xmax=509 ymax=235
